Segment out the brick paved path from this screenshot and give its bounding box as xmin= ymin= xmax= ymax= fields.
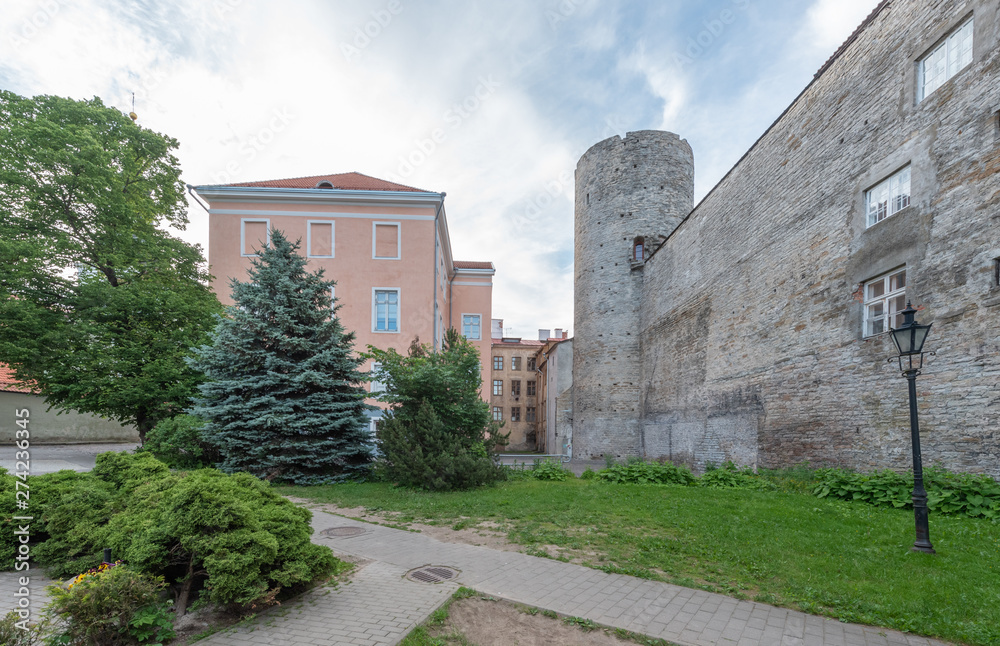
xmin=3 ymin=507 xmax=952 ymax=646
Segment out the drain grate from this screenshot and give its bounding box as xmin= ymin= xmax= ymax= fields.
xmin=405 ymin=565 xmax=460 ymax=584
xmin=320 ymin=526 xmax=368 ymax=538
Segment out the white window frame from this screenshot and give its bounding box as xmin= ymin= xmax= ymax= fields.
xmin=493 ymin=356 xmax=503 ymax=371
xmin=492 ymin=380 xmax=503 ymax=396
xmin=241 ymin=218 xmax=270 ymax=257
xmin=369 ymin=361 xmax=386 ymax=394
xmin=918 ymin=16 xmax=974 ymax=102
xmin=462 ymin=313 xmax=482 ymax=340
xmin=372 ymin=288 xmax=400 ymax=333
xmin=492 ymin=406 xmax=503 ymax=422
xmin=863 ymin=268 xmax=907 ymax=338
xmin=307 ymin=220 xmax=335 ymax=258
xmin=866 ymin=166 xmax=911 ymax=228
xmin=372 ymin=221 xmax=402 ymax=260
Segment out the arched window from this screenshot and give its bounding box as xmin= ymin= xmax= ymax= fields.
xmin=315 ymin=180 xmax=334 ymax=189
xmin=633 ymin=237 xmax=645 ymax=262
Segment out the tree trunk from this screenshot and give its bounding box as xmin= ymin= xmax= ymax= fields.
xmin=175 ymin=553 xmax=197 ymax=617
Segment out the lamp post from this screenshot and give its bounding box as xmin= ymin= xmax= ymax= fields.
xmin=887 ymin=302 xmax=935 ymax=554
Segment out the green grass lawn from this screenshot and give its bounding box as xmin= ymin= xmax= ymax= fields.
xmin=280 ymin=479 xmax=1000 ymax=645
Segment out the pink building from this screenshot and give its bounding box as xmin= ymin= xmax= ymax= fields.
xmin=192 ymin=172 xmax=495 ymax=427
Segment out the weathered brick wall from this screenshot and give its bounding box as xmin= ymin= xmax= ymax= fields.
xmin=573 ymin=131 xmax=694 ymax=459
xmin=635 ymin=0 xmax=1000 ymax=475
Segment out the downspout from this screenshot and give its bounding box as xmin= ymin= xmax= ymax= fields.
xmin=186 ymin=184 xmax=210 ymax=213
xmin=432 ymin=193 xmax=446 ymax=352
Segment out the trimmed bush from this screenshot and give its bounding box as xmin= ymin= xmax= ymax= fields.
xmin=1 ymin=468 xmax=17 ymax=569
xmin=31 ymin=452 xmax=340 ymax=615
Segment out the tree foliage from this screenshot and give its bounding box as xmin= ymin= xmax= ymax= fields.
xmin=189 ymin=229 xmax=374 ymax=484
xmin=368 ymin=329 xmax=507 ymax=490
xmin=0 ymin=91 xmax=221 ymax=439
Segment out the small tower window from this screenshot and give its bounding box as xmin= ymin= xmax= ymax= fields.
xmin=633 ymin=237 xmax=645 ymax=262
xmin=316 ymin=181 xmax=335 ymax=189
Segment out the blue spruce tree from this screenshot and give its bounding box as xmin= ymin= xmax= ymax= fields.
xmin=189 ymin=230 xmax=373 ymax=484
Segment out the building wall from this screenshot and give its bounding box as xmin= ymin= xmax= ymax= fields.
xmin=541 ymin=339 xmax=573 ymax=457
xmin=450 ymin=274 xmax=494 ymax=394
xmin=202 ymin=188 xmax=494 ymax=407
xmin=0 ymin=392 xmax=139 ymax=444
xmin=490 ymin=341 xmax=543 ymax=451
xmin=575 ymin=0 xmax=1000 ymax=476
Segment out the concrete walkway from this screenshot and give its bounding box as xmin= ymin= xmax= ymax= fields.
xmin=196 ymin=509 xmax=950 ymax=646
xmin=2 ymin=502 xmax=952 ymax=646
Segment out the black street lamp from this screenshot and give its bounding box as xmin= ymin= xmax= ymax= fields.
xmin=887 ymin=302 xmax=935 ymax=554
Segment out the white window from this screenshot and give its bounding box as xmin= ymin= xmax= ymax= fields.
xmin=866 ymin=166 xmax=910 ymax=227
xmin=492 ymin=406 xmax=503 ymax=421
xmin=307 ymin=221 xmax=334 ymax=258
xmin=369 ymin=362 xmax=386 ymax=393
xmin=493 ymin=380 xmax=503 ymax=396
xmin=372 ymin=288 xmax=399 ymax=332
xmin=919 ymin=17 xmax=974 ymax=102
xmin=241 ymin=219 xmax=270 ymax=256
xmin=372 ymin=222 xmax=401 ymax=259
xmin=462 ymin=314 xmax=481 ymax=340
xmin=864 ymin=268 xmax=906 ymax=337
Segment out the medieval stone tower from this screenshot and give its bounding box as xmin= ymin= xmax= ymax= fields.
xmin=573 ymin=130 xmax=694 ymax=459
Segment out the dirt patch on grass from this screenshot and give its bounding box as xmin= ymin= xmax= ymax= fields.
xmin=288 ymin=498 xmax=522 ymax=553
xmin=433 ymin=596 xmax=642 ymax=646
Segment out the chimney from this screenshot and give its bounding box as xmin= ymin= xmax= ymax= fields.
xmin=538 ymin=329 xmax=551 ymax=341
xmin=554 ymin=328 xmax=562 ymax=339
xmin=491 ymin=318 xmax=503 ymax=339
xmin=563 ymin=330 xmax=569 ymax=339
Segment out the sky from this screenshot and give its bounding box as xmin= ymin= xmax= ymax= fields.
xmin=1 ymin=0 xmax=881 ymax=340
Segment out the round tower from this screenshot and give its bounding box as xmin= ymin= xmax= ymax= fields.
xmin=573 ymin=130 xmax=694 ymax=460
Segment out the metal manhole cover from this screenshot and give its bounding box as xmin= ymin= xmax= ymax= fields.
xmin=405 ymin=565 xmax=460 ymax=584
xmin=320 ymin=526 xmax=368 ymax=538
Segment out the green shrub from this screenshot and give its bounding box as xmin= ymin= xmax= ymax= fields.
xmin=699 ymin=462 xmax=776 ymax=491
xmin=45 ymin=564 xmax=168 ymax=646
xmin=1 ymin=467 xmax=16 ymax=569
xmin=596 ymin=460 xmax=696 ymax=486
xmin=813 ymin=466 xmax=1000 ymax=519
xmin=31 ymin=452 xmax=340 ymax=616
xmin=0 ymin=610 xmax=44 ymax=645
xmin=141 ymin=414 xmax=220 ymax=470
xmin=530 ymin=460 xmax=574 ymax=481
xmin=579 ymin=467 xmax=597 ymax=480
xmin=378 ymin=400 xmax=506 ymax=491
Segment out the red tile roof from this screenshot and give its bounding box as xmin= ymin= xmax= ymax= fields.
xmin=453 ymin=261 xmax=494 ymax=270
xmin=0 ymin=364 xmax=36 ymax=394
xmin=223 ymin=172 xmax=432 ymax=193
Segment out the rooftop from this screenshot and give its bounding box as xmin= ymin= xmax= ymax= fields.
xmin=0 ymin=364 xmax=35 ymax=394
xmin=220 ymin=171 xmax=431 ymax=193
xmin=453 ymin=261 xmax=495 ymax=270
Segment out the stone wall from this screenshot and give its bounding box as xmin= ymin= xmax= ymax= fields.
xmin=0 ymin=391 xmax=140 ymax=444
xmin=634 ymin=0 xmax=1000 ymax=475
